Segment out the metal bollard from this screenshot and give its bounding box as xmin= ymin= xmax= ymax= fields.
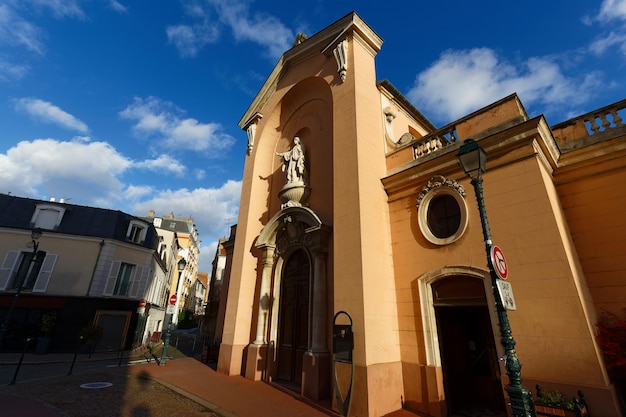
xmin=67 ymin=336 xmax=84 ymax=376
xmin=10 ymin=338 xmax=33 ymax=385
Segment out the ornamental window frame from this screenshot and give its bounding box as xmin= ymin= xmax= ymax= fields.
xmin=126 ymin=220 xmax=147 ymax=244
xmin=30 ymin=204 xmax=67 ymax=230
xmin=417 ymin=175 xmax=468 ymax=245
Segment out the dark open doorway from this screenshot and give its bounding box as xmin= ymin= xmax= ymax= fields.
xmin=276 ymin=249 xmax=310 ymax=391
xmin=432 ymin=277 xmax=506 ymax=416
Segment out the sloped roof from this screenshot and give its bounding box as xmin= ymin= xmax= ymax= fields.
xmin=0 ymin=194 xmax=158 ymax=249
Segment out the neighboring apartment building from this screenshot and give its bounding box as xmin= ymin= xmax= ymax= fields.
xmin=204 ymin=226 xmax=235 ymax=356
xmin=0 ymin=195 xmax=169 ymax=352
xmin=213 ymin=12 xmax=625 ymax=417
xmin=142 ymin=211 xmax=200 ymax=325
xmin=193 ymin=272 xmax=208 ymax=317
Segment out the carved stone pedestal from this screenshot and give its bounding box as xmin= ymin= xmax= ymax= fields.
xmin=278 ymin=182 xmax=310 ymax=208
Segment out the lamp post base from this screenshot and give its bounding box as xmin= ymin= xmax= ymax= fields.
xmin=506 ymin=384 xmax=534 ymax=417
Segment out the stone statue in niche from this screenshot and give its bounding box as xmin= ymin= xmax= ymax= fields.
xmin=276 ymin=136 xmax=306 ymax=185
xmin=275 ymin=136 xmax=310 ymax=208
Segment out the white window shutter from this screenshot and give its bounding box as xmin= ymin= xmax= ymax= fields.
xmin=103 ymin=261 xmax=121 ymax=296
xmin=32 ymin=254 xmax=58 ymax=293
xmin=128 ymin=266 xmax=142 ymax=298
xmin=0 ymin=251 xmax=20 ymax=291
xmin=136 ymin=268 xmax=151 ymax=299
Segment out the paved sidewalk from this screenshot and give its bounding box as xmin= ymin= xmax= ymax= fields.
xmin=0 ymin=351 xmax=419 ymax=417
xmin=126 ymin=357 xmax=340 ymax=417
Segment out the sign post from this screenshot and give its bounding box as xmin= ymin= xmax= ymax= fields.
xmin=167 ymin=294 xmax=177 ymax=315
xmin=160 ymin=294 xmax=177 ymax=366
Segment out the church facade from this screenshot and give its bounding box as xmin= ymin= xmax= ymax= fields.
xmin=214 ymin=12 xmax=625 ymax=417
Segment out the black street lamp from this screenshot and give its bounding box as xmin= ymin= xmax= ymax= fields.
xmin=0 ymin=228 xmax=43 ymax=348
xmin=160 ymin=257 xmax=187 ymax=365
xmin=457 ymin=139 xmax=533 ymax=417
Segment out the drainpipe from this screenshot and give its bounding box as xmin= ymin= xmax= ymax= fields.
xmin=86 ymin=240 xmax=106 ymax=296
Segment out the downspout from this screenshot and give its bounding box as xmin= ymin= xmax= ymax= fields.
xmin=86 ymin=240 xmax=106 ymax=296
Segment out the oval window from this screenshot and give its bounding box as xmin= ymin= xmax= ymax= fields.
xmin=418 ymin=187 xmax=468 ymax=245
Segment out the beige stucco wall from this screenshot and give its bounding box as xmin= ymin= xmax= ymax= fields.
xmin=386 ymin=130 xmax=618 ymax=414
xmin=0 ymin=230 xmax=101 ymax=296
xmin=220 ymin=17 xmax=404 ymax=416
xmin=556 ymin=155 xmax=626 ymax=315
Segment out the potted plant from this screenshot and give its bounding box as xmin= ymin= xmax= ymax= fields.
xmin=35 ymin=311 xmax=57 ymax=354
xmin=534 ymin=388 xmax=576 ymax=416
xmin=78 ymin=323 xmax=104 ymax=355
xmin=595 ymin=309 xmax=626 ymax=414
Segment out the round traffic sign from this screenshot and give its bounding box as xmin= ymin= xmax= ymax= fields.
xmin=169 ymin=294 xmax=177 ymax=305
xmin=139 ymin=299 xmax=147 ymax=307
xmin=490 ymin=245 xmax=509 ymax=280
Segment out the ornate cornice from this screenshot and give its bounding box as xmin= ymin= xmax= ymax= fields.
xmin=416 ymin=175 xmax=466 ymax=207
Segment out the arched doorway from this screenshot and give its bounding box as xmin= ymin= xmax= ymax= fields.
xmin=276 ymin=249 xmax=310 ymax=389
xmin=432 ymin=276 xmax=505 ymax=415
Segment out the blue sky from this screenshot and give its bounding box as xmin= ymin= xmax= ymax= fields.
xmin=1 ymin=0 xmax=625 ymax=272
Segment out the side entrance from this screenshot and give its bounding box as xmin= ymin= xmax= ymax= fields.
xmin=432 ymin=276 xmax=506 ymax=415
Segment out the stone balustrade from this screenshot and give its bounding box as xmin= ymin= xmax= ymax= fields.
xmin=552 ymin=99 xmax=626 ymax=151
xmin=413 ymin=126 xmax=458 ymax=159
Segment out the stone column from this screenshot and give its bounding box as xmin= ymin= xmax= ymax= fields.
xmin=310 ymin=247 xmax=328 ymax=352
xmin=246 ymin=245 xmax=274 ymax=381
xmin=253 ymin=245 xmax=275 ymax=345
xmin=302 ymin=228 xmax=330 ymax=400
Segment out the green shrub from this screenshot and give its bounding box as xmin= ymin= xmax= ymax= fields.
xmin=535 ymin=390 xmax=574 ymax=410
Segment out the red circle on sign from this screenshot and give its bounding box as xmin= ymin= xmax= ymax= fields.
xmin=490 ymin=245 xmax=509 ymax=280
xmin=139 ymin=299 xmax=147 ymax=307
xmin=169 ymin=294 xmax=177 ymax=305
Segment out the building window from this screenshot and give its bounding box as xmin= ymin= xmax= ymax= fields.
xmin=11 ymin=251 xmax=46 ymax=290
xmin=30 ymin=204 xmax=66 ymax=230
xmin=427 ymin=194 xmax=461 ymax=238
xmin=417 ymin=176 xmax=468 ymax=245
xmin=0 ymin=250 xmax=57 ymax=292
xmin=126 ymin=220 xmax=147 ymax=243
xmin=114 ymin=263 xmax=134 ymax=296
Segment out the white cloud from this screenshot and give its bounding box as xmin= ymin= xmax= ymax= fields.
xmin=15 ymin=98 xmax=89 ymax=132
xmin=406 ymin=48 xmax=603 ymax=123
xmin=589 ymin=31 xmax=626 ymax=56
xmin=213 ymin=0 xmax=293 ymax=59
xmin=119 ymin=96 xmax=235 ymax=153
xmin=194 ymin=168 xmax=206 ymax=180
xmin=136 ymin=154 xmax=186 ymax=176
xmin=167 ymin=23 xmax=220 ymax=58
xmin=123 ymin=184 xmax=154 ymax=201
xmin=24 ymin=0 xmax=85 ymax=19
xmin=107 ymin=0 xmax=128 ymax=13
xmin=597 ymin=0 xmax=626 ymax=22
xmin=0 ymin=138 xmax=130 ymax=200
xmin=0 ymin=4 xmax=45 ymax=55
xmin=132 ymin=180 xmax=242 ymax=270
xmin=0 ymin=57 xmax=29 ymax=82
xmin=168 ymin=0 xmax=292 ymax=60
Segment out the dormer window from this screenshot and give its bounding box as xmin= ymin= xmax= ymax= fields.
xmin=127 ymin=220 xmax=147 ymax=243
xmin=31 ymin=204 xmax=66 ymax=230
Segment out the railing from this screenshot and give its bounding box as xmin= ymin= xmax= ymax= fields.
xmin=413 ymin=126 xmax=458 ymax=159
xmin=582 ymin=103 xmax=624 ymax=136
xmin=552 ymin=99 xmax=626 ymax=150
